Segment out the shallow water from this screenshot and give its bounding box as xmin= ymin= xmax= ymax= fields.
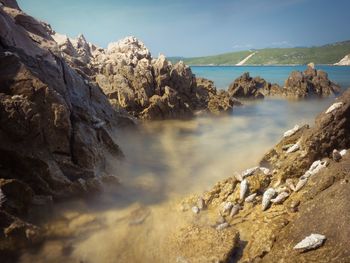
xmin=19 ymin=96 xmax=337 ymax=263
xmin=191 ymin=65 xmax=350 ymax=89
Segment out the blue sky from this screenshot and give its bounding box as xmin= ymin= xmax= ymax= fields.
xmin=18 ymin=0 xmax=350 ymax=57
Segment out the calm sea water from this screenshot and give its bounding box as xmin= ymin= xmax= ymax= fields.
xmin=191 ymin=65 xmax=350 ymax=89
xmin=20 ymin=66 xmax=350 ymax=263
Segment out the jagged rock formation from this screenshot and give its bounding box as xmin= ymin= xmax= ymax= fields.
xmin=196 ymin=77 xmax=242 ymax=114
xmin=53 ymin=34 xmax=241 ymax=119
xmin=178 ymin=89 xmax=350 ymax=262
xmin=228 ymin=72 xmax=273 ymax=99
xmin=334 ymin=54 xmax=350 ymax=65
xmin=283 ymin=63 xmax=341 ymax=98
xmin=228 ymin=64 xmax=341 ymax=99
xmin=0 ymin=0 xmax=133 ymax=255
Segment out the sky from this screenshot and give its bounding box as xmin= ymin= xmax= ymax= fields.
xmin=17 ymin=0 xmax=350 ymax=57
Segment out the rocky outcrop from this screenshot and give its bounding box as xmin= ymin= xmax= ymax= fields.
xmin=228 ymin=72 xmax=266 ymax=99
xmin=178 ymin=88 xmax=350 ymax=262
xmin=0 ymin=0 xmax=133 ymax=255
xmin=334 ymin=54 xmax=350 ymax=65
xmin=196 ymin=77 xmax=242 ymax=115
xmin=52 ymin=34 xmax=241 ymax=119
xmin=283 ymin=63 xmax=341 ymax=98
xmin=228 ymin=64 xmax=341 ymax=99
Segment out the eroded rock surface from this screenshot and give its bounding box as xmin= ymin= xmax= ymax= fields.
xmin=179 ymin=88 xmax=350 ymax=262
xmin=0 ymin=0 xmax=132 ymax=255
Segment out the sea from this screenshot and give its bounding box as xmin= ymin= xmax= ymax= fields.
xmin=191 ymin=65 xmax=350 ymax=89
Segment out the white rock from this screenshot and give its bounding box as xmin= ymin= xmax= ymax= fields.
xmin=283 ymin=125 xmax=300 ymax=138
xmin=240 ymin=179 xmax=249 ymax=200
xmin=294 ymin=178 xmax=308 ymax=192
xmin=216 ymin=222 xmax=229 ymax=230
xmin=325 ymin=102 xmax=343 ymax=114
xmin=286 ymin=143 xmax=300 ymax=154
xmin=293 ymin=234 xmax=326 ymax=250
xmin=301 ymin=160 xmax=327 ymax=179
xmin=245 ymin=193 xmax=257 ymax=203
xmin=242 ymin=166 xmax=260 ymax=178
xmin=259 ymin=167 xmax=271 ymax=175
xmin=271 ymin=191 xmax=289 ymax=204
xmin=191 ymin=206 xmax=200 ymax=214
xmin=230 ymin=204 xmax=241 ymax=217
xmin=222 ymin=202 xmax=233 ymax=213
xmin=340 ymin=149 xmax=347 ymax=156
xmin=262 ymin=188 xmax=276 ymax=211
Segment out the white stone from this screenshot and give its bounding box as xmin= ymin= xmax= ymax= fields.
xmin=340 ymin=149 xmax=347 ymax=156
xmin=286 ymin=143 xmax=300 ymax=153
xmin=326 ymin=102 xmax=343 ymax=114
xmin=216 ymin=222 xmax=229 ymax=230
xmin=262 ymin=188 xmax=276 ymax=211
xmin=283 ymin=125 xmax=300 ymax=138
xmin=242 ymin=166 xmax=259 ymax=178
xmin=191 ymin=206 xmax=200 ymax=214
xmin=240 ymin=179 xmax=249 ymax=200
xmin=293 ymin=234 xmax=326 ymax=250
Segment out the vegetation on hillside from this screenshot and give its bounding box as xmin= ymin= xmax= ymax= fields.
xmin=169 ymin=41 xmax=350 ymax=65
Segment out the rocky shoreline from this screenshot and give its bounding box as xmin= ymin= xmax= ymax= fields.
xmin=0 ymin=0 xmax=349 ymax=262
xmin=177 ymin=89 xmax=350 ymax=262
xmin=227 ymin=63 xmax=341 ymax=100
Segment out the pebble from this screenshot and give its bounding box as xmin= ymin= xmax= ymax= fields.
xmin=286 ymin=143 xmax=300 ymax=154
xmin=222 ymin=202 xmax=233 ymax=213
xmin=230 ymin=204 xmax=241 ymax=217
xmin=216 ymin=222 xmax=229 ymax=231
xmin=192 ymin=206 xmax=200 ymax=214
xmin=283 ymin=124 xmax=300 ymax=138
xmin=325 ymin=102 xmax=343 ymax=114
xmin=245 ymin=193 xmax=257 ymax=203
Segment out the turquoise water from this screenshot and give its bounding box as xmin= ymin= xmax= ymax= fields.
xmin=191 ymin=65 xmax=350 ymax=89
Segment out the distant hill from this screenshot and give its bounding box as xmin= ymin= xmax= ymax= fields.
xmin=169 ymin=40 xmax=350 ymax=65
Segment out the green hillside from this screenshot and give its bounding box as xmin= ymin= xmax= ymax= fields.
xmin=169 ymin=41 xmax=350 ymax=65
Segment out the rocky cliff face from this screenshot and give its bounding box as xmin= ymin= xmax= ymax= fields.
xmin=0 ymin=0 xmax=133 ymax=254
xmin=177 ymin=89 xmax=350 ymax=262
xmin=228 ymin=64 xmax=341 ymax=99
